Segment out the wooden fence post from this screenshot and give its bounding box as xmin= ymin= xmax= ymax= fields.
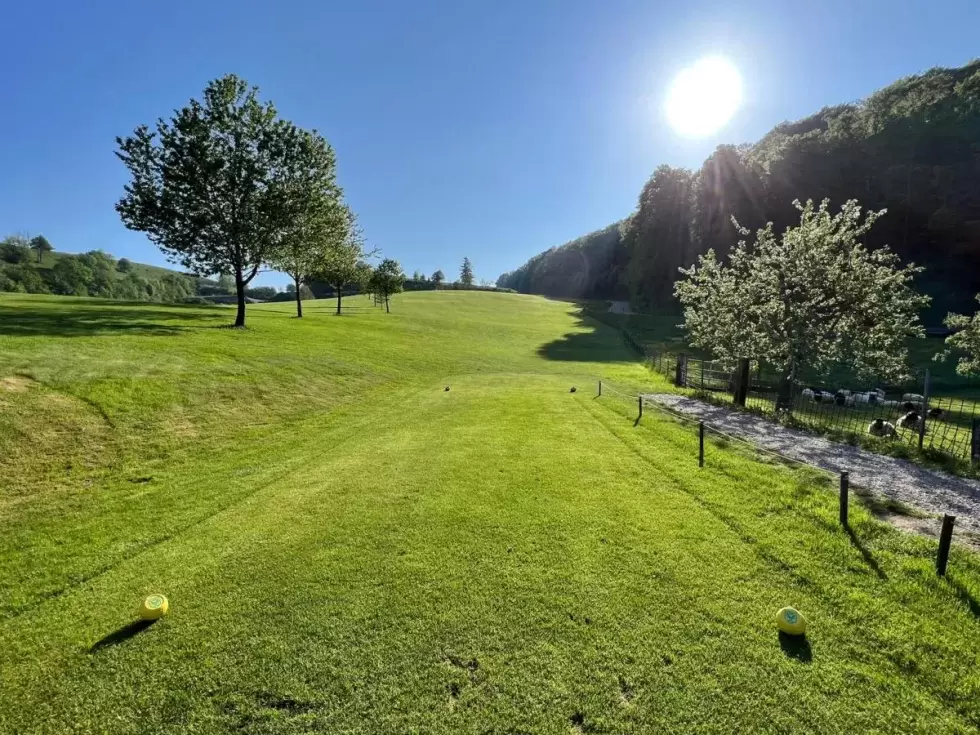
xmin=972 ymin=418 xmax=980 ymax=467
xmin=839 ymin=471 xmax=849 ymax=527
xmin=674 ymin=354 xmax=686 ymax=387
xmin=918 ymin=369 xmax=931 ymax=451
xmin=937 ymin=514 xmax=955 ymax=576
xmin=698 ymin=422 xmax=705 ymax=468
xmin=733 ymin=358 xmax=750 ymax=407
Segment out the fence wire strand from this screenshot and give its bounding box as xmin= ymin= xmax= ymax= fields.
xmin=645 ymin=349 xmax=980 ymax=467
xmin=599 ymin=379 xmax=836 ymax=477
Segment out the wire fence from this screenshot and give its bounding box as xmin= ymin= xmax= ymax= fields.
xmin=596 ymin=378 xmax=962 ymax=576
xmin=647 ymin=350 xmax=980 ymax=466
xmin=600 ymin=379 xmax=834 ymax=476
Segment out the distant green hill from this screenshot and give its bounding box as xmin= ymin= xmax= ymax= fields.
xmin=0 ymin=243 xmax=200 ymax=302
xmin=32 ymin=250 xmax=187 ymax=279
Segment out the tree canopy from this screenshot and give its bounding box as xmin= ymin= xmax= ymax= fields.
xmin=266 ymin=137 xmax=345 ymax=318
xmin=459 ymin=258 xmax=474 ymax=287
xmin=30 ymin=235 xmax=53 ymax=264
xmin=116 ymin=74 xmax=339 ymax=327
xmin=370 ymin=258 xmax=405 ymax=313
xmin=675 ymin=199 xmax=929 ymax=404
xmin=941 ymin=297 xmax=980 ymax=376
xmin=313 ymin=206 xmax=371 ymax=315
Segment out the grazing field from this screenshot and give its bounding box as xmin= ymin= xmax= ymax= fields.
xmin=2 ymin=292 xmax=980 ymax=734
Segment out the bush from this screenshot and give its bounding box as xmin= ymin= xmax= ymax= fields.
xmin=0 ymin=239 xmax=31 ymax=264
xmin=2 ymin=263 xmax=49 ymax=293
xmin=50 ymin=257 xmax=95 ymax=296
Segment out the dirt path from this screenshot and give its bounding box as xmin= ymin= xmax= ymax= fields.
xmin=646 ymin=393 xmax=980 ymax=541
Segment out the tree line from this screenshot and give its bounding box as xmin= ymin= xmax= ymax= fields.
xmin=0 ymin=235 xmax=197 ymax=302
xmin=498 ymin=60 xmax=980 ymax=324
xmin=1 ymin=234 xmax=309 ymax=304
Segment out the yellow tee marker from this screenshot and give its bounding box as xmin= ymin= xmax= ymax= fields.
xmin=775 ymin=607 xmax=806 ymax=636
xmin=139 ymin=594 xmax=169 ymax=620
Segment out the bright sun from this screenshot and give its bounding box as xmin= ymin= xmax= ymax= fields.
xmin=665 ymin=57 xmax=742 ymax=138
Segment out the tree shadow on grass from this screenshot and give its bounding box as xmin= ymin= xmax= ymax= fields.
xmin=0 ymin=302 xmax=218 ymax=337
xmin=536 ymin=310 xmax=639 ymax=363
xmin=89 ymin=620 xmax=156 ymax=652
xmin=778 ymin=632 xmax=812 ymax=663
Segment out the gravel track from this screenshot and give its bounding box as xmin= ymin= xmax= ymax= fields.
xmin=646 ymin=393 xmax=980 ymax=538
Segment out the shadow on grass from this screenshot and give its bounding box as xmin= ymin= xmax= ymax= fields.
xmin=536 ymin=308 xmax=639 ymax=363
xmin=0 ymin=302 xmax=215 ymax=337
xmin=89 ymin=619 xmax=156 ymax=652
xmin=844 ymin=524 xmax=889 ymax=580
xmin=778 ymin=632 xmax=812 ymax=663
xmin=948 ymin=575 xmax=980 ymax=619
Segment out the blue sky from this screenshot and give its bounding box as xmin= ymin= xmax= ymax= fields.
xmin=1 ymin=0 xmax=978 ymax=288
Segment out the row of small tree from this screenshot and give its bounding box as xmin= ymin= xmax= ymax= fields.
xmin=674 ymin=198 xmax=980 ymax=402
xmin=408 ymin=259 xmax=479 ymax=289
xmin=115 ymin=74 xmax=389 ymax=326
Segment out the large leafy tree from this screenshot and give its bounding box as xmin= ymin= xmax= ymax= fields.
xmin=459 ymin=257 xmax=474 ymax=287
xmin=267 ymin=133 xmax=344 ymax=318
xmin=115 ymin=74 xmax=329 ymax=327
xmin=675 ymin=199 xmax=929 ymax=407
xmin=431 ymin=269 xmax=445 ymax=288
xmin=29 ymin=235 xmax=53 ymax=264
xmin=313 ymin=206 xmax=372 ymax=315
xmin=370 ymin=258 xmax=405 ymax=313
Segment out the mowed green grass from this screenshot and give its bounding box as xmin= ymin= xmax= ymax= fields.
xmin=2 ymin=292 xmax=980 ymax=734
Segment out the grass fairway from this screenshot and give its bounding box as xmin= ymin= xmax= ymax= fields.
xmin=2 ymin=292 xmax=980 ymax=734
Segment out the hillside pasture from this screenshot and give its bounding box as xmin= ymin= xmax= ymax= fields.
xmin=1 ymin=292 xmax=979 ymax=734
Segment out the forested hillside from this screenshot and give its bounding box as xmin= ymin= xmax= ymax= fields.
xmin=0 ymin=236 xmax=281 ymax=304
xmin=497 ymin=60 xmax=980 ymax=322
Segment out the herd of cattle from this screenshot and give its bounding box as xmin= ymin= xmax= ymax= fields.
xmin=798 ymin=387 xmax=946 ymax=437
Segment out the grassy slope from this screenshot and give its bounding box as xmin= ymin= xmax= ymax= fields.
xmin=31 ymin=250 xmax=187 ymax=282
xmin=1 ymin=292 xmax=979 ymax=734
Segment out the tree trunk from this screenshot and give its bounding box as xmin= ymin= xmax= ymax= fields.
xmin=336 ymin=282 xmax=342 ymax=315
xmin=234 ymin=274 xmax=247 ymax=328
xmin=385 ymin=293 xmax=390 ymax=313
xmin=294 ymin=276 xmax=303 ymax=318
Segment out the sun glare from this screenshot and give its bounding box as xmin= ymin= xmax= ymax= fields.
xmin=665 ymin=57 xmax=742 ymax=138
